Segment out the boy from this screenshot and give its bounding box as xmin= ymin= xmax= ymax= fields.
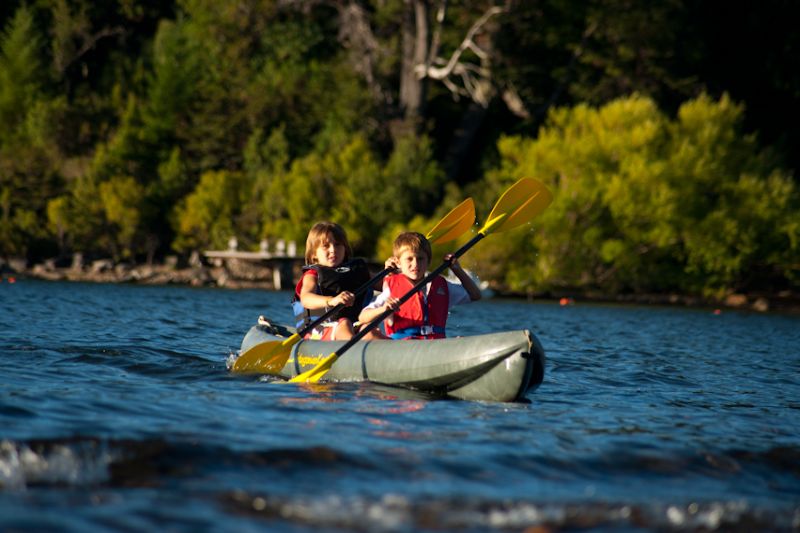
xmin=359 ymin=231 xmax=481 ymax=339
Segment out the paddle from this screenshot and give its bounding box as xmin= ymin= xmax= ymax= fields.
xmin=231 ymin=197 xmax=476 ymax=374
xmin=288 ymin=177 xmax=553 ymax=383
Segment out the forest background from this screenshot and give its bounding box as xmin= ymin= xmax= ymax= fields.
xmin=0 ymin=0 xmax=798 ymax=301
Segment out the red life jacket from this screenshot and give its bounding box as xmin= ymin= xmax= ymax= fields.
xmin=384 ymin=273 xmax=449 ymax=339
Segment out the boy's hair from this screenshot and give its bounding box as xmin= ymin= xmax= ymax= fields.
xmin=393 ymin=231 xmax=432 ymax=262
xmin=305 ymin=222 xmax=353 ymax=264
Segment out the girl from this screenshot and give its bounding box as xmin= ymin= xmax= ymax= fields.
xmin=292 ymin=222 xmax=383 ymax=340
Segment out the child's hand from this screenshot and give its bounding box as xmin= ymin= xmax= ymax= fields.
xmin=444 ymin=253 xmax=462 ymax=270
xmin=330 ymin=291 xmax=355 ymax=307
xmin=384 ymin=296 xmax=401 ymax=311
xmin=384 ymin=257 xmax=399 ymax=270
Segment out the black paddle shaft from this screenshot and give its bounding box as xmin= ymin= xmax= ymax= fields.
xmin=334 ymin=231 xmax=486 ymax=355
xmin=297 ymin=265 xmax=395 ymax=337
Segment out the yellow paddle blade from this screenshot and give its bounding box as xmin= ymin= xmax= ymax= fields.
xmin=481 ymin=178 xmax=553 ymax=235
xmin=425 ymin=198 xmax=475 ymax=244
xmin=231 ymin=333 xmax=300 ymax=374
xmin=288 ymin=352 xmax=338 ymax=383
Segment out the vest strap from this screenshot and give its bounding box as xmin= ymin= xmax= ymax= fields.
xmin=389 ymin=326 xmax=446 ymax=339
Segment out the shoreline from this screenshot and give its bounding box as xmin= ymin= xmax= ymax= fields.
xmin=2 ymin=258 xmax=798 ymax=315
xmin=8 ymin=258 xmax=286 ymax=290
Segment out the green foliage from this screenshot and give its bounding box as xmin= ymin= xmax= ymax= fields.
xmin=381 ymin=134 xmax=447 ymax=221
xmin=246 ymin=14 xmax=374 ymax=157
xmin=0 ymin=5 xmax=45 ymax=144
xmin=46 ymin=175 xmax=107 ymax=256
xmin=249 ymin=126 xmax=308 ymax=246
xmin=174 ymin=0 xmax=298 ymax=172
xmin=474 ymin=93 xmax=799 ymax=295
xmin=88 ymin=95 xmax=146 ymax=182
xmin=46 ymin=195 xmax=70 ymax=250
xmin=154 ymin=147 xmax=191 ymax=205
xmin=260 ymin=132 xmax=382 ymax=251
xmin=49 ymin=0 xmax=89 ymax=75
xmin=255 ymin=128 xmax=447 ymax=258
xmin=99 ymin=175 xmax=146 ymax=259
xmin=140 ymin=18 xmax=202 ymax=156
xmin=0 ymin=0 xmax=796 ymax=299
xmin=667 ymin=96 xmax=800 ymax=291
xmin=172 ymin=169 xmax=249 ymax=252
xmin=0 ymin=4 xmax=67 ymax=258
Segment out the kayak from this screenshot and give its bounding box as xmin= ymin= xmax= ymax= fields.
xmin=236 ymin=323 xmax=546 ymax=402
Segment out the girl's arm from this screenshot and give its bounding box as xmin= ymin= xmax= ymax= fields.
xmin=299 ymin=275 xmax=354 ymax=309
xmin=445 ymin=254 xmax=482 ymax=301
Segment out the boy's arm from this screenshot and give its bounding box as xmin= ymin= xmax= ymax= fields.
xmin=446 ymin=255 xmax=482 ymax=301
xmin=358 ymin=285 xmax=398 ymax=323
xmin=358 ymin=304 xmax=385 ymax=324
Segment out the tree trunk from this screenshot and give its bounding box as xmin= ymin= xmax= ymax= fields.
xmin=399 ymin=0 xmax=429 ymax=126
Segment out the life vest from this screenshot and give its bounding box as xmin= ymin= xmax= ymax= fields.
xmin=292 ymin=258 xmax=372 ymax=328
xmin=383 ymin=273 xmax=448 ymax=339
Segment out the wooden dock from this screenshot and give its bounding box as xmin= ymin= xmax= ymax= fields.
xmin=203 ymin=238 xmax=303 ymax=290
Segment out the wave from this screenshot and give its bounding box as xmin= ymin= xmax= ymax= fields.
xmin=3 ymin=436 xmax=799 ymax=488
xmin=2 ymin=437 xmax=798 ymax=530
xmin=223 ymin=491 xmax=799 ymax=532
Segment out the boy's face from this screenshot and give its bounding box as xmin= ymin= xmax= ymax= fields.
xmin=395 ymin=247 xmax=429 ymax=282
xmin=314 ymin=235 xmax=345 ymax=267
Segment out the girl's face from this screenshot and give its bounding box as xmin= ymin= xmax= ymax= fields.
xmin=395 ymin=247 xmax=429 ymax=282
xmin=313 ymin=235 xmax=346 ymax=267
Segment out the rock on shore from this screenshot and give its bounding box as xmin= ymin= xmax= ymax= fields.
xmin=4 ymin=255 xmax=289 ymax=290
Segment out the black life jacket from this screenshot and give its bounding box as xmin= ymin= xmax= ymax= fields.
xmin=292 ymin=258 xmax=372 ymax=325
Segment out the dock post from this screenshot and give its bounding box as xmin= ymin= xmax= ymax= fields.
xmin=272 ymin=259 xmax=294 ymax=290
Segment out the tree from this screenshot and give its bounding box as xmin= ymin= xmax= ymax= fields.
xmin=324 ymin=1 xmax=517 ymax=182
xmin=259 ymin=131 xmax=383 ymax=251
xmin=473 ymin=93 xmax=799 ymax=296
xmin=172 ymin=169 xmax=249 ymax=252
xmin=380 ymin=133 xmax=446 ymax=222
xmin=0 ymin=5 xmax=63 ymax=259
xmin=99 ymin=175 xmax=147 ymax=261
xmin=0 ymin=6 xmax=44 ymax=136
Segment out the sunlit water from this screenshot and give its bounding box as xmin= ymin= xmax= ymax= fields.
xmin=1 ymin=280 xmax=799 ymax=531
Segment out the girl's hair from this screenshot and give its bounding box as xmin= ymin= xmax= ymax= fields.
xmin=392 ymin=231 xmax=432 ymax=262
xmin=304 ymin=221 xmax=353 ymax=264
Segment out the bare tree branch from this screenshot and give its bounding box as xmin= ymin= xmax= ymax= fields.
xmin=425 ymin=0 xmax=448 ymax=67
xmin=51 ymin=0 xmax=126 ymax=76
xmin=416 ymin=3 xmax=507 ymax=108
xmin=502 ymin=85 xmax=529 ymax=119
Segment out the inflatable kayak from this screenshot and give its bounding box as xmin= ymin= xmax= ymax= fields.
xmin=236 ymin=322 xmax=546 ymax=402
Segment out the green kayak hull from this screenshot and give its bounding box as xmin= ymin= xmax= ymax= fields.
xmin=238 ymin=324 xmax=545 ymax=402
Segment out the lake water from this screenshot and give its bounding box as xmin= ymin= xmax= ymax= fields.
xmin=1 ymin=280 xmax=799 ymax=531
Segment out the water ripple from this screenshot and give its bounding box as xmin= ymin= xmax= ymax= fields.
xmin=1 ymin=282 xmax=799 ymax=531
